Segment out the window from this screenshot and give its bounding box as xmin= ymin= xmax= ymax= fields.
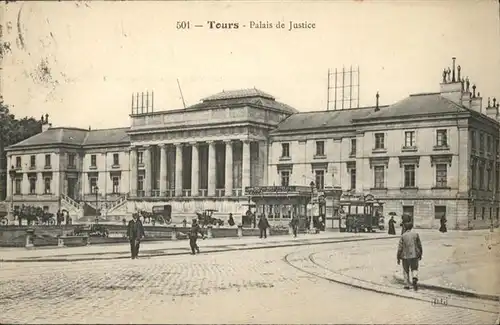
xmin=30 ymin=155 xmax=36 ymax=168
xmin=403 ymin=206 xmax=414 ymax=217
xmin=281 ymin=143 xmax=290 ymax=158
xmin=490 ymin=207 xmax=493 ymax=221
xmin=15 ymin=157 xmax=21 ymax=168
xmin=29 ymin=177 xmax=36 ymax=194
xmin=479 ymin=163 xmax=484 ymax=189
xmin=404 ymin=165 xmax=416 ymax=187
xmin=374 ymin=133 xmax=385 ymax=149
xmin=435 ymin=164 xmax=447 ymax=188
xmin=473 ymin=206 xmax=477 ymax=220
xmin=44 ymin=177 xmax=51 ymax=194
xmin=90 ymin=177 xmax=98 ymax=194
xmin=112 ymin=176 xmax=120 ymax=193
xmin=350 ymin=168 xmax=356 ymax=190
xmin=315 ymin=170 xmax=325 ymax=189
xmin=138 ymin=151 xmax=144 ymax=164
xmin=374 ymin=166 xmax=385 ymax=188
xmin=471 ymin=160 xmax=477 ymax=189
xmin=15 ymin=178 xmax=21 ymax=194
xmin=470 ymin=130 xmax=476 ymax=150
xmin=90 ymin=155 xmax=97 ymax=167
xmin=315 ymin=141 xmax=325 ymax=156
xmin=405 ymin=131 xmax=415 ymax=147
xmin=497 ymin=167 xmax=500 ymax=192
xmin=481 ymin=207 xmax=485 ymax=220
xmin=113 ymin=153 xmax=119 ymax=166
xmin=436 ymin=129 xmax=448 ymax=147
xmin=350 ymin=139 xmax=357 ymax=156
xmin=137 ymin=175 xmax=144 ymax=191
xmin=45 ymin=154 xmax=51 ymax=167
xmin=497 ymin=208 xmax=499 ymax=220
xmin=280 ymin=171 xmax=290 ymax=187
xmin=479 ymin=133 xmax=484 ymax=152
xmin=497 ymin=139 xmax=500 ymax=156
xmin=486 ymin=166 xmax=492 ymax=191
xmin=434 ymin=206 xmax=446 ymax=220
xmin=68 ymin=153 xmax=76 ymax=167
xmin=487 ymin=136 xmax=492 ymax=154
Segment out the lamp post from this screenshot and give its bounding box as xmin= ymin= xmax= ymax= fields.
xmin=309 ymin=181 xmax=315 ymax=233
xmin=94 ymin=185 xmax=99 ymax=224
xmin=9 ymin=165 xmax=16 ymax=222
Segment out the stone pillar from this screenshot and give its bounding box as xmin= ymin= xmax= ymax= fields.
xmin=144 ymin=145 xmax=151 ymax=197
xmin=207 ymin=141 xmax=217 ymax=196
xmin=191 ymin=142 xmax=199 ymax=197
xmin=175 ymin=143 xmax=183 ymax=196
xmin=129 ymin=147 xmax=137 ymax=196
xmin=159 ymin=144 xmax=167 ymax=196
xmin=36 ymin=172 xmax=44 ymax=195
xmin=242 ymin=140 xmax=251 ymax=195
xmin=224 ymin=140 xmax=233 ymax=196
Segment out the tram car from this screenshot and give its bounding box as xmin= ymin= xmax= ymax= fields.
xmin=338 ymin=194 xmax=383 ymax=233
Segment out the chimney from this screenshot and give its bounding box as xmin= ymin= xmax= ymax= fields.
xmin=375 ymin=92 xmax=380 ymax=112
xmin=41 ymin=113 xmax=52 ymax=132
xmin=469 ymin=84 xmax=483 ymax=113
xmin=440 ymin=57 xmax=462 ymax=104
xmin=485 ymin=97 xmax=499 ymax=120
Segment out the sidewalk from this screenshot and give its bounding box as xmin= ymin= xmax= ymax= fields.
xmin=0 ymin=231 xmax=392 ymax=262
xmin=392 ymin=229 xmax=500 ymax=300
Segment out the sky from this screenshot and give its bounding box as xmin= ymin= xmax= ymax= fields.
xmin=1 ymin=0 xmax=499 ymax=130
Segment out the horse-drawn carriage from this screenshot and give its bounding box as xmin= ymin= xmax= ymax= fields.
xmin=138 ymin=205 xmax=172 ymax=225
xmin=196 ymin=209 xmax=224 ymax=227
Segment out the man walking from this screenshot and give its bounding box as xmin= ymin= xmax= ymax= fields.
xmin=400 ymin=213 xmax=413 ymax=234
xmin=189 ymin=219 xmax=205 ymax=255
xmin=127 ymin=213 xmax=145 ymax=259
xmin=258 ymin=215 xmax=270 ymax=239
xmin=397 ymin=223 xmax=423 ymax=290
xmin=290 ymin=215 xmax=299 ymax=237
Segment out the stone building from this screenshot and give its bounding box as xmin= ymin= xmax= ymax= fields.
xmin=4 ymin=59 xmax=500 ymax=229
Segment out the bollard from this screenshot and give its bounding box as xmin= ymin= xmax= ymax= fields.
xmin=85 ymin=235 xmax=91 ymax=246
xmin=237 ymin=225 xmax=243 ymax=238
xmin=266 ymin=228 xmax=271 ymax=237
xmin=171 ymin=225 xmax=177 ymax=240
xmin=25 ymin=228 xmax=35 ymax=248
xmin=207 ymin=226 xmax=213 ymax=239
xmin=288 ymin=225 xmax=293 ymax=235
xmin=58 ymin=237 xmax=65 ymax=247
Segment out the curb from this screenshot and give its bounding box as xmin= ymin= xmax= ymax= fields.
xmin=393 ymin=274 xmax=500 ymax=302
xmin=0 ymin=235 xmax=396 ymax=263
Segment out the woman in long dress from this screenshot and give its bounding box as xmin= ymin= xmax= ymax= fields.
xmin=439 ymin=215 xmax=447 ymax=233
xmin=388 ymin=216 xmax=396 ymax=235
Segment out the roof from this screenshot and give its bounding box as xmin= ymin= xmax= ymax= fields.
xmin=188 ymin=88 xmax=299 ymax=114
xmin=272 ymin=106 xmax=378 ymax=132
xmin=7 ymin=127 xmax=130 ymax=150
xmin=354 ymin=93 xmax=468 ymax=121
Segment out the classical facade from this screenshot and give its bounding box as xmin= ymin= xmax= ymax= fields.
xmin=5 ymin=59 xmax=500 ymax=229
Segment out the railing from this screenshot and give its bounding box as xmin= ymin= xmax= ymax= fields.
xmin=151 ymin=190 xmax=160 ymax=197
xmin=137 ymin=190 xmax=145 ymax=197
xmin=182 ymin=189 xmax=191 ymax=197
xmin=166 ymin=189 xmax=175 ymax=197
xmin=199 ymin=189 xmax=208 ymax=197
xmin=107 ymin=194 xmax=128 ymax=212
xmin=60 ymin=193 xmax=81 ymax=209
xmin=215 ymin=189 xmax=225 ymax=197
xmin=232 ymin=189 xmax=243 ymax=197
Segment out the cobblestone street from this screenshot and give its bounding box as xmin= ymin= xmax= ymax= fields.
xmin=1 ymin=235 xmax=498 ymax=324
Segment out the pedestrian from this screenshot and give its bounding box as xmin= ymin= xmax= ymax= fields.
xmin=388 ymin=215 xmax=396 ymax=235
xmin=228 ymin=213 xmax=235 ymax=226
xmin=127 ymin=213 xmax=145 ymax=259
xmin=397 ymin=222 xmax=423 ymax=291
xmin=258 ymin=215 xmax=270 ymax=239
xmin=290 ymin=215 xmax=299 ymax=237
xmin=189 ymin=219 xmax=205 ymax=255
xmin=439 ymin=214 xmax=447 ymax=233
xmin=400 ymin=213 xmax=412 ymax=234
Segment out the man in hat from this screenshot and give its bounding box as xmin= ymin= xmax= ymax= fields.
xmin=189 ymin=219 xmax=205 ymax=255
xmin=397 ymin=222 xmax=423 ymax=290
xmin=400 ymin=213 xmax=413 ymax=234
xmin=127 ymin=213 xmax=145 ymax=259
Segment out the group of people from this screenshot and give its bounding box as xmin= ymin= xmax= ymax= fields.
xmin=387 ymin=213 xmax=447 ymax=236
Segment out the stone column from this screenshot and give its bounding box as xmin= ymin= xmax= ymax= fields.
xmin=144 ymin=145 xmax=151 ymax=197
xmin=241 ymin=140 xmax=251 ymax=195
xmin=191 ymin=142 xmax=199 ymax=197
xmin=207 ymin=141 xmax=216 ymax=196
xmin=175 ymin=143 xmax=183 ymax=196
xmin=37 ymin=172 xmax=44 ymax=195
xmin=129 ymin=147 xmax=137 ymax=196
xmin=159 ymin=144 xmax=167 ymax=196
xmin=224 ymin=140 xmax=233 ymax=196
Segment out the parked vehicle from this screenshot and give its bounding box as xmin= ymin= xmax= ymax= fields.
xmin=339 ymin=194 xmax=383 ymax=233
xmin=73 ymin=224 xmax=109 ymax=237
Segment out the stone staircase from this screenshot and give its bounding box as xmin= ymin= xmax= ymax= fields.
xmin=60 ymin=193 xmax=84 ymax=219
xmin=106 ymin=194 xmax=129 ymax=215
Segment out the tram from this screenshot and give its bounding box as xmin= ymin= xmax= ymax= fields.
xmin=338 ymin=193 xmax=384 ymax=233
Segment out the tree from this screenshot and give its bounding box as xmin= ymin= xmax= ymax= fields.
xmin=0 ymin=98 xmax=43 ymax=200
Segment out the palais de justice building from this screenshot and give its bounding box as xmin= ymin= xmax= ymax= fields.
xmin=5 ymin=60 xmax=500 ymax=230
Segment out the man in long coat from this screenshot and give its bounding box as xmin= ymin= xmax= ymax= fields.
xmin=189 ymin=219 xmax=205 ymax=255
xmin=397 ymin=223 xmax=423 ymax=290
xmin=258 ymin=215 xmax=270 ymax=239
xmin=127 ymin=213 xmax=145 ymax=259
xmin=400 ymin=213 xmax=413 ymax=234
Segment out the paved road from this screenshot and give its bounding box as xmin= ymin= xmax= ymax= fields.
xmin=0 ymin=241 xmax=498 ymax=324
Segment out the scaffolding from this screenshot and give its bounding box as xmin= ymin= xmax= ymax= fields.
xmin=131 ymin=91 xmax=154 ymax=115
xmin=327 ymin=66 xmax=360 ymax=110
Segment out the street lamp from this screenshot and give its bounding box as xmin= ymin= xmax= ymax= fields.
xmin=309 ymin=181 xmax=315 ymax=233
xmin=94 ymin=185 xmax=99 ymax=224
xmin=9 ymin=165 xmax=16 ymax=222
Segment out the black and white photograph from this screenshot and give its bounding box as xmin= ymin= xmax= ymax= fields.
xmin=0 ymin=0 xmax=499 ymax=324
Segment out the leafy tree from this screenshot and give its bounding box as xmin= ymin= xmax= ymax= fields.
xmin=0 ymin=98 xmax=43 ymax=200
